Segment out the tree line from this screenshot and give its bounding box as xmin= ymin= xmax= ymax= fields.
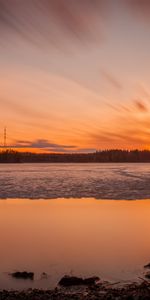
xmin=1 ymin=149 xmax=150 ymax=163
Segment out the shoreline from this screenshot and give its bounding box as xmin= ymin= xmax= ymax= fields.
xmin=1 ymin=280 xmax=150 ymax=299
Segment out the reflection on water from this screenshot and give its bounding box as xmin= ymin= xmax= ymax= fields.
xmin=0 ymin=198 xmax=150 ymax=290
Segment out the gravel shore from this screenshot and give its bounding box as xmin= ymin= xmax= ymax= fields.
xmin=1 ymin=281 xmax=150 ymax=300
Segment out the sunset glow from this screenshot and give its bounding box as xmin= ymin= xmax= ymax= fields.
xmin=1 ymin=1 xmax=150 ymax=152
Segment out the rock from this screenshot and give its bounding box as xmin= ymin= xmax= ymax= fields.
xmin=145 ymin=272 xmax=150 ymax=279
xmin=11 ymin=271 xmax=34 ymax=280
xmin=41 ymin=272 xmax=48 ymax=279
xmin=58 ymin=275 xmax=100 ymax=287
xmin=83 ymin=276 xmax=100 ymax=285
xmin=144 ymin=263 xmax=150 ymax=269
xmin=59 ymin=276 xmax=84 ymax=286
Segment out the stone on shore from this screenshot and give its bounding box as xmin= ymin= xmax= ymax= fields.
xmin=145 ymin=272 xmax=150 ymax=279
xmin=11 ymin=271 xmax=34 ymax=280
xmin=144 ymin=263 xmax=150 ymax=269
xmin=59 ymin=275 xmax=100 ymax=287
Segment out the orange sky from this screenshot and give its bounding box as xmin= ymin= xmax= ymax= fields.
xmin=1 ymin=1 xmax=150 ymax=152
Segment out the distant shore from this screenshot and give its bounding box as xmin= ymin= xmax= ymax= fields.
xmin=1 ymin=149 xmax=150 ymax=163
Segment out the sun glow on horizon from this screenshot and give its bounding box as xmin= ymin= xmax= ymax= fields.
xmin=1 ymin=1 xmax=150 ymax=151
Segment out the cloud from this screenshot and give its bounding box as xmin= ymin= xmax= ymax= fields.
xmin=87 ymin=109 xmax=150 ymax=149
xmin=0 ymin=97 xmax=49 ymax=121
xmin=136 ymin=83 xmax=150 ymax=100
xmin=126 ymin=1 xmax=150 ymax=22
xmin=89 ymin=128 xmax=150 ymax=149
xmin=134 ymin=99 xmax=148 ymax=112
xmin=0 ymin=0 xmax=106 ymax=47
xmin=4 ymin=139 xmax=97 ymax=153
xmin=6 ymin=139 xmax=77 ymax=152
xmin=101 ymin=70 xmax=122 ymax=90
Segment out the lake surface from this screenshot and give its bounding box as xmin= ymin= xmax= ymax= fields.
xmin=0 ymin=163 xmax=150 ymax=290
xmin=0 ymin=163 xmax=150 ymax=199
xmin=0 ymin=198 xmax=150 ymax=290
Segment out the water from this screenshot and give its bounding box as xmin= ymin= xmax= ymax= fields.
xmin=0 ymin=163 xmax=150 ymax=199
xmin=0 ymin=198 xmax=150 ymax=290
xmin=1 ymin=163 xmax=150 ymax=290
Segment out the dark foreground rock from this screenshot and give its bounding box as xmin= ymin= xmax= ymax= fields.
xmin=145 ymin=272 xmax=150 ymax=279
xmin=59 ymin=275 xmax=100 ymax=286
xmin=1 ymin=281 xmax=150 ymax=300
xmin=11 ymin=271 xmax=34 ymax=280
xmin=144 ymin=263 xmax=150 ymax=269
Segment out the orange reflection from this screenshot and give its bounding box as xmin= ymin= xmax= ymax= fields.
xmin=0 ymin=199 xmax=150 ymax=289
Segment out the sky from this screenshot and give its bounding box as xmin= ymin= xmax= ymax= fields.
xmin=1 ymin=0 xmax=150 ymax=152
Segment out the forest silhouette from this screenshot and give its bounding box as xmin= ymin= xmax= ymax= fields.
xmin=1 ymin=149 xmax=150 ymax=163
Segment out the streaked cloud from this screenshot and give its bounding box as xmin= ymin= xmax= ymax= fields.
xmin=127 ymin=0 xmax=150 ymax=20
xmin=0 ymin=0 xmax=106 ymax=47
xmin=134 ymin=99 xmax=148 ymax=112
xmin=4 ymin=139 xmax=97 ymax=153
xmin=101 ymin=70 xmax=122 ymax=90
xmin=1 ymin=1 xmax=150 ymax=151
xmin=6 ymin=139 xmax=77 ymax=152
xmin=136 ymin=83 xmax=150 ymax=100
xmin=88 ymin=111 xmax=150 ymax=149
xmin=0 ymin=97 xmax=48 ymax=120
